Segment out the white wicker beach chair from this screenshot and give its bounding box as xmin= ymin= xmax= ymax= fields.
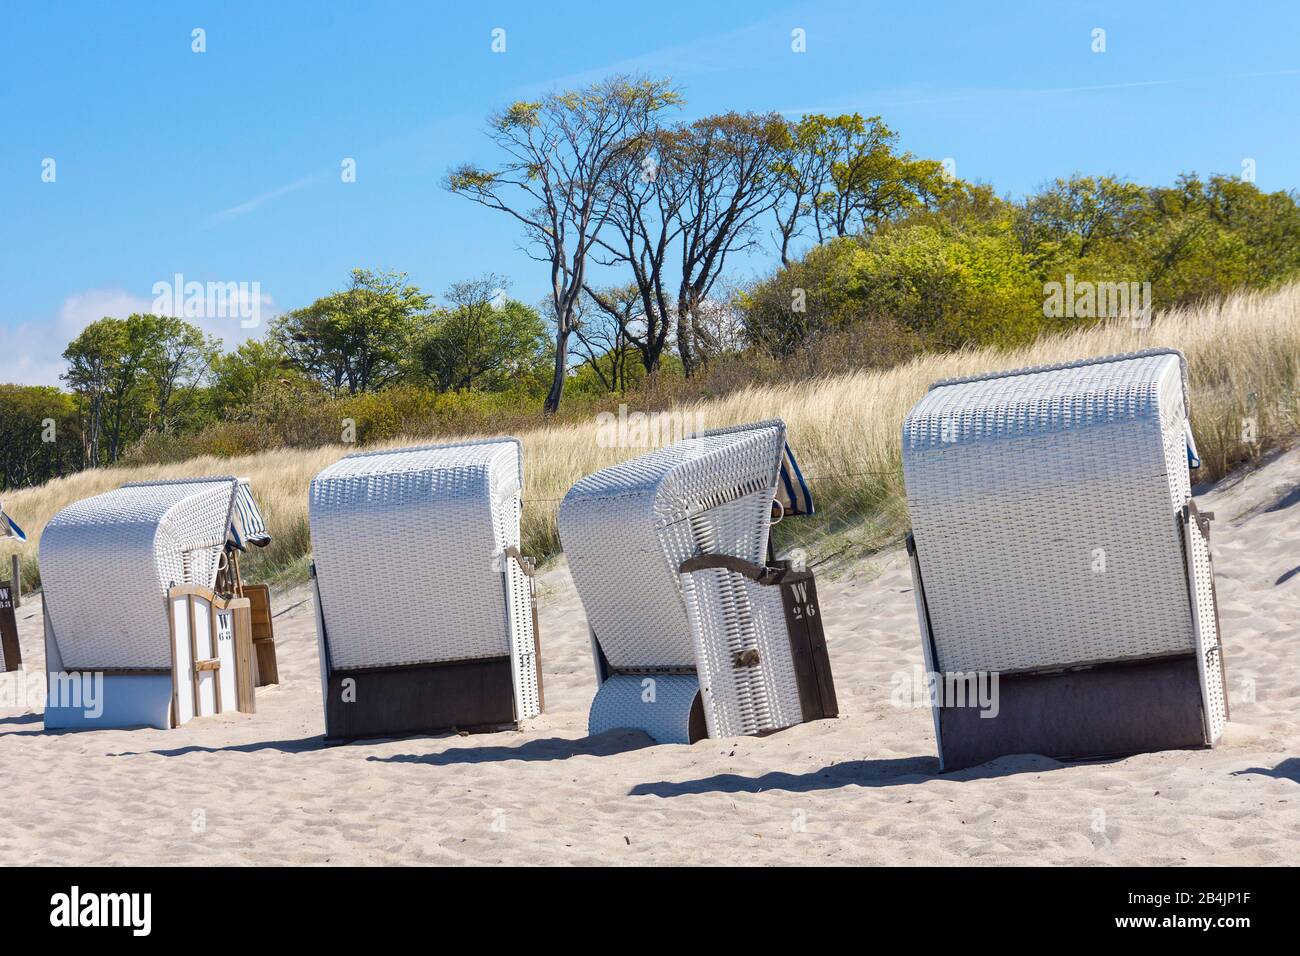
xmin=559 ymin=420 xmax=837 ymax=745
xmin=902 ymin=348 xmax=1227 ymax=769
xmin=40 ymin=476 xmax=271 ymax=730
xmin=309 ymin=438 xmax=541 ymax=740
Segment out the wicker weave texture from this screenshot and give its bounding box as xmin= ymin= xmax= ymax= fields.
xmin=903 ymin=351 xmax=1204 ymax=675
xmin=561 ymin=420 xmax=805 ymax=737
xmin=501 ymin=492 xmax=540 ymax=720
xmin=588 ymin=674 xmax=700 ymax=744
xmin=1186 ymin=514 xmax=1227 ymax=741
xmin=679 ymin=510 xmax=804 ymax=737
xmin=309 ymin=440 xmax=535 ymax=698
xmin=41 ymin=479 xmax=238 ymax=670
xmin=560 ymin=423 xmax=784 ymax=668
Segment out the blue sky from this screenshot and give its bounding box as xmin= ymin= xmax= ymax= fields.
xmin=2 ymin=0 xmax=1298 ymax=384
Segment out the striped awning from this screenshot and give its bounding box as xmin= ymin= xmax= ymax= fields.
xmin=227 ymin=481 xmax=271 ymax=550
xmin=1185 ymin=420 xmax=1202 ymax=470
xmin=0 ymin=502 xmax=25 ymax=542
xmin=774 ymin=443 xmax=814 ymax=517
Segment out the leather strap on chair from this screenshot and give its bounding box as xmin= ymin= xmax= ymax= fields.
xmin=503 ymin=546 xmax=539 ymax=578
xmin=678 ymin=554 xmax=814 ymax=585
xmin=1186 ymin=499 xmax=1215 ymax=539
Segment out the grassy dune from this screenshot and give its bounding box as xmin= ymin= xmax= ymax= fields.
xmin=4 ymin=282 xmax=1299 ymax=590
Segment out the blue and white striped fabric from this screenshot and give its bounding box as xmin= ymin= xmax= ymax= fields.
xmin=227 ymin=481 xmax=271 ymax=550
xmin=0 ymin=502 xmax=25 ymax=542
xmin=774 ymin=443 xmax=814 ymax=517
xmin=1185 ymin=420 xmax=1202 ymax=470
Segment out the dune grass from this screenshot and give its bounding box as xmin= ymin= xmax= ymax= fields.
xmin=4 ymin=282 xmax=1299 ymax=592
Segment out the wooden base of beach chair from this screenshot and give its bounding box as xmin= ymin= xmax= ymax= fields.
xmin=324 ymin=657 xmax=517 ymax=741
xmin=936 ymin=654 xmax=1208 ymax=771
xmin=45 ymin=674 xmax=175 ymax=730
xmin=0 ymin=579 xmax=20 ymax=672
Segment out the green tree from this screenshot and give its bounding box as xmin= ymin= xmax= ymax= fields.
xmin=589 ymin=112 xmax=793 ymax=376
xmin=744 ymin=217 xmax=1044 ymax=356
xmin=1145 ymin=174 xmax=1300 ymax=302
xmin=270 ymin=269 xmax=431 ymax=395
xmin=61 ymin=317 xmax=153 ymax=464
xmin=850 ymin=221 xmax=1044 ymax=349
xmin=0 ymin=385 xmax=81 ymax=489
xmin=209 ymin=339 xmax=298 ymax=417
xmin=135 ymin=314 xmax=219 ymax=433
xmin=1015 ymin=173 xmax=1300 ymax=312
xmin=447 ymin=75 xmax=681 ymax=413
xmin=62 ymin=313 xmax=217 ymax=464
xmin=1014 ymin=174 xmax=1149 ymax=270
xmin=741 ymin=238 xmax=866 ymax=358
xmin=803 ymin=115 xmax=955 ymax=241
xmin=61 ymin=319 xmax=119 ymax=465
xmin=771 ymin=113 xmax=966 ymax=269
xmin=572 ymin=284 xmax=641 ymax=392
xmin=667 ymin=111 xmax=789 ymax=374
xmin=416 ymin=276 xmax=548 ymax=392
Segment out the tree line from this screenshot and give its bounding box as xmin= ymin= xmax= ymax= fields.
xmin=2 ymin=74 xmax=1298 ymax=490
xmin=0 ymin=270 xmax=552 ymax=488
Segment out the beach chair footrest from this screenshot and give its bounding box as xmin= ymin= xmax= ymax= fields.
xmin=588 ymin=673 xmax=706 ymax=745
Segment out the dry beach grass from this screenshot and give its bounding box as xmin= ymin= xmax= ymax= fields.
xmin=3 ymin=281 xmax=1298 ymax=586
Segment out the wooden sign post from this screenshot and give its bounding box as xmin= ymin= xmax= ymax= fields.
xmin=0 ymin=579 xmax=21 ymax=672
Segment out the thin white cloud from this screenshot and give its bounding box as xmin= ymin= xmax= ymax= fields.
xmin=1 ymin=289 xmax=155 ymax=386
xmin=781 ymin=67 xmax=1300 ymax=117
xmin=209 ymin=172 xmax=328 ymax=225
xmin=0 ymin=286 xmax=278 ymax=388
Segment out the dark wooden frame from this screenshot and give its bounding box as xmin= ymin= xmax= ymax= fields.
xmin=936 ymin=654 xmax=1207 ymax=770
xmin=0 ymin=580 xmax=20 ymax=672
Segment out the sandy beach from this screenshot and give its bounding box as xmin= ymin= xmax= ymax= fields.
xmin=1 ymin=448 xmax=1296 ymax=866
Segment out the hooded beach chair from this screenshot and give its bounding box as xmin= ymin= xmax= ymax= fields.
xmin=308 ymin=438 xmax=541 ymax=740
xmin=559 ymin=420 xmax=837 ymax=745
xmin=40 ymin=477 xmax=274 ymax=730
xmin=0 ymin=501 xmax=26 ymax=673
xmin=902 ymin=348 xmax=1227 ymax=770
